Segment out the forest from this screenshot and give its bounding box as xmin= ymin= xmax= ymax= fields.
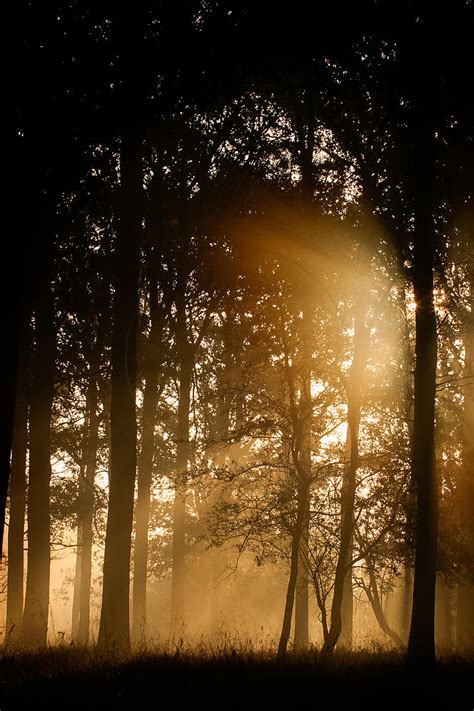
xmin=1 ymin=1 xmax=473 ymax=708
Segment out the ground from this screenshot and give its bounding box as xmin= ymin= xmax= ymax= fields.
xmin=0 ymin=647 xmax=472 ymax=710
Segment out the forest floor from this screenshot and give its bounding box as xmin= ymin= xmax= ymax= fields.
xmin=0 ymin=645 xmax=472 ymax=710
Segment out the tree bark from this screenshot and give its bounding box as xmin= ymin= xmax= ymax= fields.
xmin=98 ymin=128 xmax=142 ymax=648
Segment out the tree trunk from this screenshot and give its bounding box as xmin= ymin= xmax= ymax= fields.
xmin=98 ymin=128 xmax=142 ymax=648
xmin=1 ymin=131 xmax=30 ymax=561
xmin=435 ymin=579 xmax=454 ymax=650
xmin=340 ymin=427 xmax=355 ymax=649
xmin=398 ymin=564 xmax=413 ymax=645
xmin=21 ymin=213 xmax=55 ymax=647
xmin=407 ymin=132 xmax=438 ymax=664
xmin=322 ymin=313 xmax=369 ymax=654
xmin=366 ymin=558 xmax=404 ymax=649
xmin=456 ymin=252 xmax=474 ymax=649
xmin=294 ymin=496 xmax=310 ymax=650
xmin=71 ymin=513 xmax=82 ymax=640
xmin=340 ymin=565 xmax=354 ymax=648
xmin=208 ymin=310 xmax=236 ymax=635
xmin=77 ymin=362 xmax=100 ymax=645
xmin=5 ymin=396 xmax=28 ymax=646
xmin=171 ymin=282 xmax=193 ymax=636
xmin=132 ymin=279 xmax=162 ymax=644
xmin=294 ymin=300 xmax=312 ymax=650
xmin=278 ymin=481 xmax=309 ymax=658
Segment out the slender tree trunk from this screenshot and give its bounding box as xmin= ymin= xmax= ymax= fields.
xmin=21 ymin=210 xmax=55 ymax=647
xmin=456 ymin=254 xmax=474 ymax=649
xmin=278 ymin=481 xmax=309 ymax=658
xmin=339 ymin=429 xmax=355 ymax=649
xmin=71 ymin=515 xmax=82 ymax=640
xmin=72 ymin=353 xmax=99 ymax=644
xmin=208 ymin=311 xmax=236 ymax=635
xmin=294 ymin=497 xmax=310 ymax=650
xmin=98 ymin=127 xmax=142 ymax=648
xmin=435 ymin=579 xmax=454 ymax=650
xmin=407 ymin=131 xmax=438 ymax=664
xmin=398 ymin=564 xmax=413 ymax=645
xmin=340 ymin=563 xmax=354 ymax=648
xmin=365 ymin=558 xmax=404 ymax=648
xmin=171 ymin=284 xmax=193 ymax=635
xmin=322 ymin=313 xmax=369 ymax=654
xmin=398 ymin=280 xmax=415 ymax=646
xmin=5 ymin=397 xmax=28 ymax=646
xmin=132 ymin=279 xmax=162 ymax=644
xmin=77 ymin=365 xmax=100 ymax=645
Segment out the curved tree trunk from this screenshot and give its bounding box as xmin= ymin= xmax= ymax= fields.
xmin=322 ymin=313 xmax=369 ymax=654
xmin=278 ymin=481 xmax=309 ymax=658
xmin=365 ymin=557 xmax=404 ymax=649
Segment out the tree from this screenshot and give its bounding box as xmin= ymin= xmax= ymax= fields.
xmin=21 ymin=197 xmax=56 ymax=647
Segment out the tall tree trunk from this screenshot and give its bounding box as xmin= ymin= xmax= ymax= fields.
xmin=171 ymin=284 xmax=193 ymax=635
xmin=407 ymin=129 xmax=438 ymax=664
xmin=21 ymin=208 xmax=55 ymax=647
xmin=322 ymin=313 xmax=369 ymax=654
xmin=98 ymin=127 xmax=142 ymax=647
xmin=132 ymin=278 xmax=162 ymax=644
xmin=456 ymin=251 xmax=474 ymax=649
xmin=5 ymin=396 xmax=28 ymax=646
xmin=1 ymin=132 xmax=29 ymax=561
xmin=208 ymin=310 xmax=236 ymax=635
xmin=398 ymin=279 xmax=415 ymax=646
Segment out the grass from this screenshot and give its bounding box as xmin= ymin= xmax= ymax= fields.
xmin=0 ymin=643 xmax=472 ymax=710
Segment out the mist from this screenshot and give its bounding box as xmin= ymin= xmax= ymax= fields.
xmin=2 ymin=3 xmax=473 ymax=709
